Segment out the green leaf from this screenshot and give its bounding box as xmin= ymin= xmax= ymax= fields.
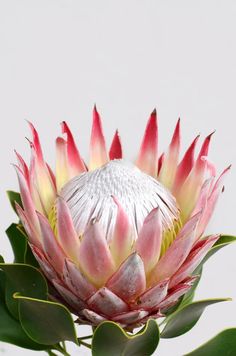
xmin=0 ymin=255 xmax=4 ymax=263
xmin=7 ymin=190 xmax=22 ymax=214
xmin=92 ymin=319 xmax=160 ymax=356
xmin=203 ymin=235 xmax=236 ymax=264
xmin=6 ymin=224 xmax=39 ymax=267
xmin=0 ymin=263 xmax=48 ymax=319
xmin=185 ymin=328 xmax=236 ymax=355
xmin=6 ymin=224 xmax=27 ymax=263
xmin=15 ymin=295 xmax=78 ymax=345
xmin=0 ymin=298 xmax=48 ymax=350
xmin=161 ymin=298 xmax=230 ymax=338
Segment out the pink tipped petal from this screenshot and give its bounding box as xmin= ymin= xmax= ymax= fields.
xmin=28 ymin=141 xmax=56 ymax=214
xmin=30 ymin=244 xmax=57 ymax=280
xmin=173 ymin=135 xmax=200 ymax=193
xmin=136 ymin=279 xmax=169 ymax=311
xmin=53 ymin=280 xmax=86 ymax=311
xmin=170 ymin=235 xmax=219 ymax=288
xmin=196 ymin=166 xmax=231 ymax=238
xmin=109 ymin=130 xmax=122 ymax=160
xmin=87 ymin=287 xmax=129 ymax=317
xmin=79 ymin=221 xmax=115 ymax=288
xmin=89 ymin=106 xmax=108 ymax=170
xmin=15 ymin=151 xmax=30 ymax=188
xmin=63 ymin=259 xmax=96 ymax=300
xmin=82 ymin=309 xmax=106 ymax=325
xmin=150 ymin=212 xmax=201 ymax=285
xmin=159 ymin=119 xmax=181 ymax=189
xmin=106 ymin=253 xmax=146 ymax=302
xmin=15 ymin=166 xmax=41 ymax=236
xmin=136 ymin=109 xmax=158 ymax=177
xmin=136 ymin=208 xmax=162 ymax=275
xmin=201 ymin=156 xmax=216 ymax=178
xmin=191 ymin=178 xmax=213 ymax=217
xmin=113 ymin=310 xmax=149 ymax=324
xmin=37 ymin=212 xmax=65 ymax=273
xmin=56 ymin=137 xmax=69 ymax=191
xmin=15 ymin=203 xmax=41 ymax=248
xmin=159 ymin=282 xmax=193 ymax=310
xmin=176 ymin=134 xmax=213 ymax=222
xmin=109 ymin=197 xmax=133 ymax=266
xmin=61 ymin=121 xmax=86 ymax=175
xmin=28 ymin=121 xmax=44 ymax=163
xmin=57 ymin=197 xmax=80 ymax=262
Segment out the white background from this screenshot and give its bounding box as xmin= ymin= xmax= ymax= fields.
xmin=0 ymin=1 xmax=236 ymax=355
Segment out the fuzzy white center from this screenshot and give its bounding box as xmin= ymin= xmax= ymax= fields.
xmin=60 ymin=159 xmax=179 ymax=240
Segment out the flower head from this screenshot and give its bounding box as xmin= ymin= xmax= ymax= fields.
xmin=14 ymin=106 xmax=229 ymax=328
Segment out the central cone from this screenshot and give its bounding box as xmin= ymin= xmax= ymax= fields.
xmin=60 ymin=159 xmax=179 ymax=240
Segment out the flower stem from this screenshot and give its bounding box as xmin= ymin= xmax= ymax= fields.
xmin=78 ymin=334 xmax=93 ymax=340
xmin=79 ymin=340 xmax=92 ymax=349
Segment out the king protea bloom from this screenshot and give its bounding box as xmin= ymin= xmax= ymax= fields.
xmin=14 ymin=107 xmax=229 ymax=328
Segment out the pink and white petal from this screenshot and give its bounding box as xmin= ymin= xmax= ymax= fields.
xmin=15 ymin=166 xmax=41 ymax=236
xmin=136 ymin=208 xmax=162 ymax=275
xmin=136 ymin=109 xmax=158 ymax=177
xmin=136 ymin=279 xmax=169 ymax=311
xmin=28 ymin=121 xmax=44 ymax=163
xmin=30 ymin=147 xmax=56 ymax=215
xmin=15 ymin=151 xmax=31 ymax=189
xmin=53 ymin=280 xmax=86 ymax=311
xmin=79 ymin=221 xmax=115 ymax=288
xmin=82 ymin=309 xmax=106 ymax=325
xmin=109 ymin=130 xmax=122 ymax=160
xmin=56 ymin=137 xmax=69 ymax=191
xmin=150 ymin=212 xmax=201 ymax=286
xmin=37 ymin=212 xmax=66 ymax=273
xmin=169 ymin=235 xmax=219 ymax=288
xmin=28 ymin=123 xmax=56 ymax=214
xmin=158 ymin=153 xmax=164 ymax=175
xmin=159 ymin=119 xmax=180 ymax=190
xmin=109 ymin=197 xmax=133 ymax=267
xmin=61 ymin=121 xmax=86 ymax=175
xmin=159 ymin=281 xmax=194 ymax=310
xmin=113 ymin=310 xmax=149 ymax=324
xmin=106 ymin=253 xmax=146 ymax=302
xmin=87 ymin=287 xmax=129 ymax=317
xmin=57 ymin=197 xmax=80 ymax=262
xmin=138 ymin=311 xmax=163 ymax=325
xmin=89 ymin=106 xmax=108 ymax=170
xmin=173 ymin=135 xmax=200 ymax=193
xmin=15 ymin=203 xmax=41 ymax=248
xmin=176 ymin=133 xmax=213 ymax=222
xmin=63 ymin=259 xmax=96 ymax=300
xmin=30 ymin=244 xmax=57 ymax=280
xmin=196 ymin=166 xmax=231 ymax=238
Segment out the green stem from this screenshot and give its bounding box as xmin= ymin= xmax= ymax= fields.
xmin=53 ymin=344 xmax=70 ymax=356
xmin=79 ymin=340 xmax=92 ymax=349
xmin=78 ymin=334 xmax=93 ymax=340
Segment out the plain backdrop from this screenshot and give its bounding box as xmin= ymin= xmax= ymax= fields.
xmin=0 ymin=1 xmax=236 ymax=355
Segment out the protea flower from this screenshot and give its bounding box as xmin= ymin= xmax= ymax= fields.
xmin=14 ymin=107 xmax=229 ymax=329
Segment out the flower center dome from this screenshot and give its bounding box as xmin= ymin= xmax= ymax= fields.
xmin=60 ymin=159 xmax=179 ymax=240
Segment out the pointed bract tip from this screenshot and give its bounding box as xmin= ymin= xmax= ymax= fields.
xmin=151 ymin=108 xmax=157 ymax=116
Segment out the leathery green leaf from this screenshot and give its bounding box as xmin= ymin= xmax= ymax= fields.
xmin=161 ymin=298 xmax=230 ymax=338
xmin=6 ymin=223 xmax=39 ymax=267
xmin=92 ymin=319 xmax=160 ymax=356
xmin=7 ymin=190 xmax=22 ymax=214
xmin=0 ymin=270 xmax=48 ymax=350
xmin=185 ymin=328 xmax=236 ymax=355
xmin=203 ymin=235 xmax=236 ymax=264
xmin=15 ymin=295 xmax=78 ymax=345
xmin=0 ymin=263 xmax=48 ymax=319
